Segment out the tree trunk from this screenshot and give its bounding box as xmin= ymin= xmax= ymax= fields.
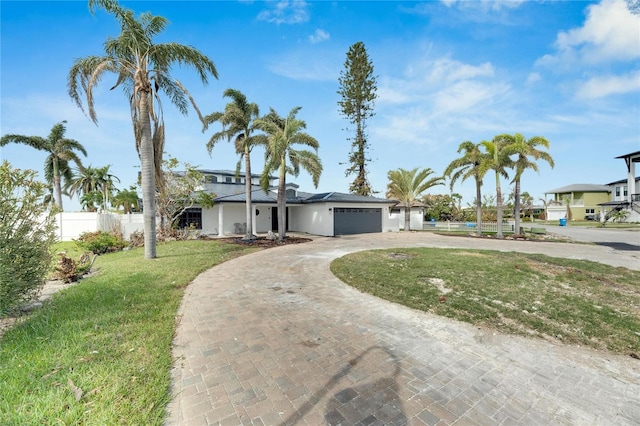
xmin=514 ymin=178 xmax=521 ymax=235
xmin=53 ymin=158 xmax=63 ymax=211
xmin=243 ymin=147 xmax=254 ymax=240
xmin=277 ymin=159 xmax=286 ymax=242
xmin=475 ymin=178 xmax=482 ymax=236
xmin=404 ymin=205 xmax=411 ymax=232
xmin=495 ymin=172 xmax=503 ymax=239
xmin=139 ymin=94 xmax=157 ymax=259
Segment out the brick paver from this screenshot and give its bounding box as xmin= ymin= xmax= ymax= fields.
xmin=166 ymin=232 xmax=640 ymax=425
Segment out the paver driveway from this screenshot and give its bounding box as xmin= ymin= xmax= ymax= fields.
xmin=167 ymin=232 xmax=640 ymax=425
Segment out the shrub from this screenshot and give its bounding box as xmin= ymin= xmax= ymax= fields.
xmin=0 ymin=161 xmax=57 ymax=317
xmin=52 ymin=253 xmax=78 ymax=283
xmin=75 ymin=231 xmax=125 ymax=254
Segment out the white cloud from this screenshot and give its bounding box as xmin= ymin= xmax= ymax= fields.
xmin=374 ymin=55 xmax=512 ymax=147
xmin=257 ymin=1 xmax=310 ymax=25
xmin=526 ymin=72 xmax=541 ymax=85
xmin=309 ymin=29 xmax=329 ymax=44
xmin=537 ymin=0 xmax=640 ymax=67
xmin=576 ymin=70 xmax=640 ymax=98
xmin=266 ymin=49 xmax=338 ymax=81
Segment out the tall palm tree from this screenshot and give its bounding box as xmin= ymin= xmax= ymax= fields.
xmin=203 ymin=89 xmax=265 ymax=240
xmin=502 ymin=133 xmax=554 ymax=235
xmin=1 ymin=121 xmax=87 ymax=211
xmin=481 ymin=136 xmax=513 ymax=239
xmin=386 ymin=167 xmax=444 ymax=232
xmin=444 ymin=141 xmax=489 ymax=236
xmin=68 ymin=0 xmax=218 ymax=259
xmin=255 ymin=107 xmax=322 ymax=241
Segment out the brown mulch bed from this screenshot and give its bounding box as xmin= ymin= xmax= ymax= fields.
xmin=222 ymin=236 xmax=313 ymax=248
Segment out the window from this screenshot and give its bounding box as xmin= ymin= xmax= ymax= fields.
xmin=616 ymin=186 xmax=621 ymax=197
xmin=585 ymin=208 xmax=595 ymax=214
xmin=624 ymin=186 xmax=628 ymax=196
xmin=235 ymin=177 xmax=242 ymax=183
xmin=206 ymin=175 xmax=217 ymax=183
xmin=177 ymin=208 xmax=202 ymax=230
xmin=225 ymin=176 xmax=232 ymax=183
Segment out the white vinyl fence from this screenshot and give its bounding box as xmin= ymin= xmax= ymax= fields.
xmin=423 ymin=221 xmax=515 ymax=233
xmin=47 ymin=212 xmax=145 ymax=241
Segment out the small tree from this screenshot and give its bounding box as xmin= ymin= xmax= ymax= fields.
xmin=156 ymin=157 xmax=214 ymax=232
xmin=338 ymin=41 xmax=378 ymax=196
xmin=0 ymin=161 xmax=57 ymax=317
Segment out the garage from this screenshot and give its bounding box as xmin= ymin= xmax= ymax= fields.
xmin=334 ymin=207 xmax=382 ymax=235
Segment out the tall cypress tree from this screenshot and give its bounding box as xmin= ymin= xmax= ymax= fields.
xmin=338 ymin=41 xmax=377 ymax=196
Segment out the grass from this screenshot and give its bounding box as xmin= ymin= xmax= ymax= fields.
xmin=0 ymin=240 xmax=258 ymax=425
xmin=331 ymin=248 xmax=640 ymax=357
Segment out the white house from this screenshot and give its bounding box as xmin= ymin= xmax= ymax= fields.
xmin=181 ymin=170 xmax=399 ymax=237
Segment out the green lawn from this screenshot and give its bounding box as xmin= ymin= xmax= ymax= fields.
xmin=0 ymin=240 xmax=258 ymax=426
xmin=331 ymin=248 xmax=640 ymax=357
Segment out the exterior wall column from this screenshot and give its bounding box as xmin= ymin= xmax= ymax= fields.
xmin=251 ymin=204 xmax=257 ymax=237
xmin=628 ymin=159 xmax=635 ymax=204
xmin=218 ymin=204 xmax=224 ymax=236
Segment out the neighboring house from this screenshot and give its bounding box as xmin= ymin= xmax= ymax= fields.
xmin=545 ymin=150 xmax=640 ymax=223
xmin=183 ymin=170 xmax=399 ymax=237
xmin=544 ymin=184 xmax=611 ymax=221
xmin=389 ymin=202 xmax=426 ymax=230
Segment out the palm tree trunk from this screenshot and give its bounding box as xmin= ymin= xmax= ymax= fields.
xmin=475 ymin=178 xmax=482 ymax=236
xmin=244 ymin=148 xmax=253 ymax=240
xmin=404 ymin=205 xmax=411 ymax=232
xmin=495 ymin=172 xmax=503 ymax=239
xmin=277 ymin=159 xmax=286 ymax=242
xmin=53 ymin=158 xmax=63 ymax=211
xmin=514 ymin=178 xmax=521 ymax=235
xmin=139 ymin=94 xmax=157 ymax=259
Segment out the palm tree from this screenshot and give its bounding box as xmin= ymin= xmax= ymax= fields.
xmin=80 ymin=190 xmax=103 ymax=212
xmin=95 ymin=165 xmax=120 ymax=211
xmin=255 ymin=107 xmax=322 ymax=242
xmin=67 ymin=166 xmax=101 ymax=201
xmin=1 ymin=121 xmax=87 ymax=211
xmin=480 ymin=136 xmax=513 ymax=239
xmin=386 ymin=167 xmax=444 ymax=232
xmin=112 ymin=186 xmax=140 ymax=213
xmin=444 ymin=141 xmax=489 ymax=236
xmin=203 ymin=89 xmax=265 ymax=240
xmin=68 ymin=0 xmax=218 ymax=259
xmin=503 ymin=133 xmax=554 ymax=234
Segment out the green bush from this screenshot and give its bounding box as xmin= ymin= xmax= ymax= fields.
xmin=0 ymin=161 xmax=57 ymax=317
xmin=75 ymin=231 xmax=126 ymax=254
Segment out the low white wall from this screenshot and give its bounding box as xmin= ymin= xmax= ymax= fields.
xmin=49 ymin=212 xmax=145 ymax=241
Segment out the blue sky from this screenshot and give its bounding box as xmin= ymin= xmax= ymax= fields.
xmin=1 ymin=0 xmax=639 ymax=211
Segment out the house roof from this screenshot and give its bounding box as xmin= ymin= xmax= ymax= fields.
xmin=614 ymin=150 xmax=640 ymax=161
xmin=303 ymin=192 xmax=393 ymax=204
xmin=204 ymin=184 xmax=394 ymax=205
xmin=605 ymin=176 xmax=640 ymax=186
xmin=545 ymin=184 xmax=611 ymax=194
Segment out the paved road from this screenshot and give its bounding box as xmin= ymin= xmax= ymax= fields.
xmin=167 ymin=232 xmax=640 ymax=425
xmin=537 ymin=224 xmax=640 ymax=251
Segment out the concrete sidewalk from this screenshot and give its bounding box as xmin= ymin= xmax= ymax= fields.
xmin=166 ymin=232 xmax=640 ymax=425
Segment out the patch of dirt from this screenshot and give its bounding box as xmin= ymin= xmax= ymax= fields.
xmin=386 ymin=252 xmax=414 ymax=260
